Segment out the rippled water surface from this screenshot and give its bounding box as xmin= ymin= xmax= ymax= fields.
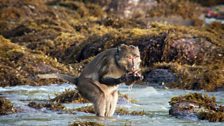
xmin=0 ymin=84 xmax=223 ymax=126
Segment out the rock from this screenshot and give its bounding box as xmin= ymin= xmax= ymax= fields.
xmin=0 ymin=97 xmax=16 ymax=115
xmin=107 ymin=0 xmax=158 ymax=18
xmin=169 ymin=93 xmax=224 ymax=122
xmin=145 ymin=69 xmax=177 ymax=87
xmin=70 ymin=121 xmax=104 ymax=126
xmin=163 ymin=37 xmax=223 ymax=64
xmin=51 ymin=89 xmax=89 ymax=103
xmin=75 ymin=105 xmax=146 ymax=116
xmin=28 ymin=101 xmax=65 ymax=111
xmin=0 ymin=35 xmax=76 ymax=86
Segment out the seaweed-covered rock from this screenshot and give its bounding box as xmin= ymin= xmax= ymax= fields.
xmin=51 ymin=89 xmax=135 ymax=104
xmin=70 ymin=121 xmax=104 ymax=126
xmin=0 ymin=97 xmax=16 ymax=115
xmin=28 ymin=101 xmax=65 ymax=111
xmin=0 ymin=35 xmax=77 ymax=86
xmin=75 ymin=105 xmax=146 ymax=116
xmin=51 ymin=89 xmax=89 ymax=103
xmin=169 ymin=93 xmax=224 ymax=122
xmin=154 ymin=62 xmax=224 ymax=91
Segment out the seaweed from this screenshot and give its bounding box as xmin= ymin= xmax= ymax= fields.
xmin=169 ymin=93 xmax=224 ymax=122
xmin=0 ymin=35 xmax=77 ymax=86
xmin=28 ymin=101 xmax=65 ymax=111
xmin=154 ymin=62 xmax=224 ymax=91
xmin=75 ymin=105 xmax=146 ymax=116
xmin=0 ymin=97 xmax=16 ymax=115
xmin=51 ymin=89 xmax=136 ymax=104
xmin=51 ymin=89 xmax=89 ymax=103
xmin=70 ymin=121 xmax=104 ymax=126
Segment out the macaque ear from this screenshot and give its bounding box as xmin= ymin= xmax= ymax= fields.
xmin=129 ymin=45 xmax=138 ymax=50
xmin=120 ymin=44 xmax=129 ymax=50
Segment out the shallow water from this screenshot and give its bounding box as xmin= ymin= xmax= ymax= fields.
xmin=0 ymin=84 xmax=223 ymax=126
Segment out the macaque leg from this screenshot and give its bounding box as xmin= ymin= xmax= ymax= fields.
xmin=77 ymin=78 xmax=108 ymax=117
xmin=105 ymin=90 xmax=118 ymax=117
xmin=94 ymin=94 xmax=106 ymax=117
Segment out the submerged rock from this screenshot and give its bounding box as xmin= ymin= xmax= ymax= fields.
xmin=169 ymin=93 xmax=224 ymax=122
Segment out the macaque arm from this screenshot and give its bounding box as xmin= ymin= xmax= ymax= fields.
xmin=99 ymin=77 xmax=123 ymax=86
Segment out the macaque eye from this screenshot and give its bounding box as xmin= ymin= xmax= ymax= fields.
xmin=133 ymin=54 xmax=140 ymax=58
xmin=127 ymin=56 xmax=132 ymax=59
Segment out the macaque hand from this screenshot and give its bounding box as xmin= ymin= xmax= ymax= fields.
xmin=120 ymin=71 xmax=144 ymax=85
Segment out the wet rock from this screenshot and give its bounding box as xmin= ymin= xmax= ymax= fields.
xmin=162 ymin=37 xmax=223 ymax=64
xmin=169 ymin=93 xmax=224 ymax=122
xmin=75 ymin=105 xmax=146 ymax=116
xmin=0 ymin=97 xmax=16 ymax=115
xmin=192 ymin=0 xmax=224 ymax=6
xmin=51 ymin=89 xmax=89 ymax=103
xmin=146 ymin=0 xmax=204 ymax=25
xmin=145 ymin=69 xmax=176 ymax=87
xmin=154 ymin=62 xmax=224 ymax=91
xmin=51 ymin=89 xmax=136 ymax=104
xmin=28 ymin=101 xmax=65 ymax=111
xmin=70 ymin=121 xmax=104 ymax=126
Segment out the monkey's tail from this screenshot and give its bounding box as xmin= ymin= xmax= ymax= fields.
xmin=37 ymin=73 xmax=78 ymax=85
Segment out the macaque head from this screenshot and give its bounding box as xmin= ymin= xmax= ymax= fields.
xmin=116 ymin=44 xmax=141 ymax=72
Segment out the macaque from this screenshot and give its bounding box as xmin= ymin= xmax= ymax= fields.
xmin=38 ymin=44 xmax=143 ymax=117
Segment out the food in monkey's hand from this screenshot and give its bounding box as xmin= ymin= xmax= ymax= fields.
xmin=120 ymin=71 xmax=144 ymax=85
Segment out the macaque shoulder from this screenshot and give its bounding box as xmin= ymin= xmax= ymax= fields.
xmin=101 ymin=56 xmax=126 ymax=79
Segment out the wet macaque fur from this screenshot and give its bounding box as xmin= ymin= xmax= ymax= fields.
xmin=38 ymin=44 xmax=143 ymax=117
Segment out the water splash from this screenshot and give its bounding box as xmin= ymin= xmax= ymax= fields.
xmin=128 ymin=84 xmax=133 ymax=92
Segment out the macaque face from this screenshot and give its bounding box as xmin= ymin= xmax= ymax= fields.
xmin=118 ymin=44 xmax=141 ymax=72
